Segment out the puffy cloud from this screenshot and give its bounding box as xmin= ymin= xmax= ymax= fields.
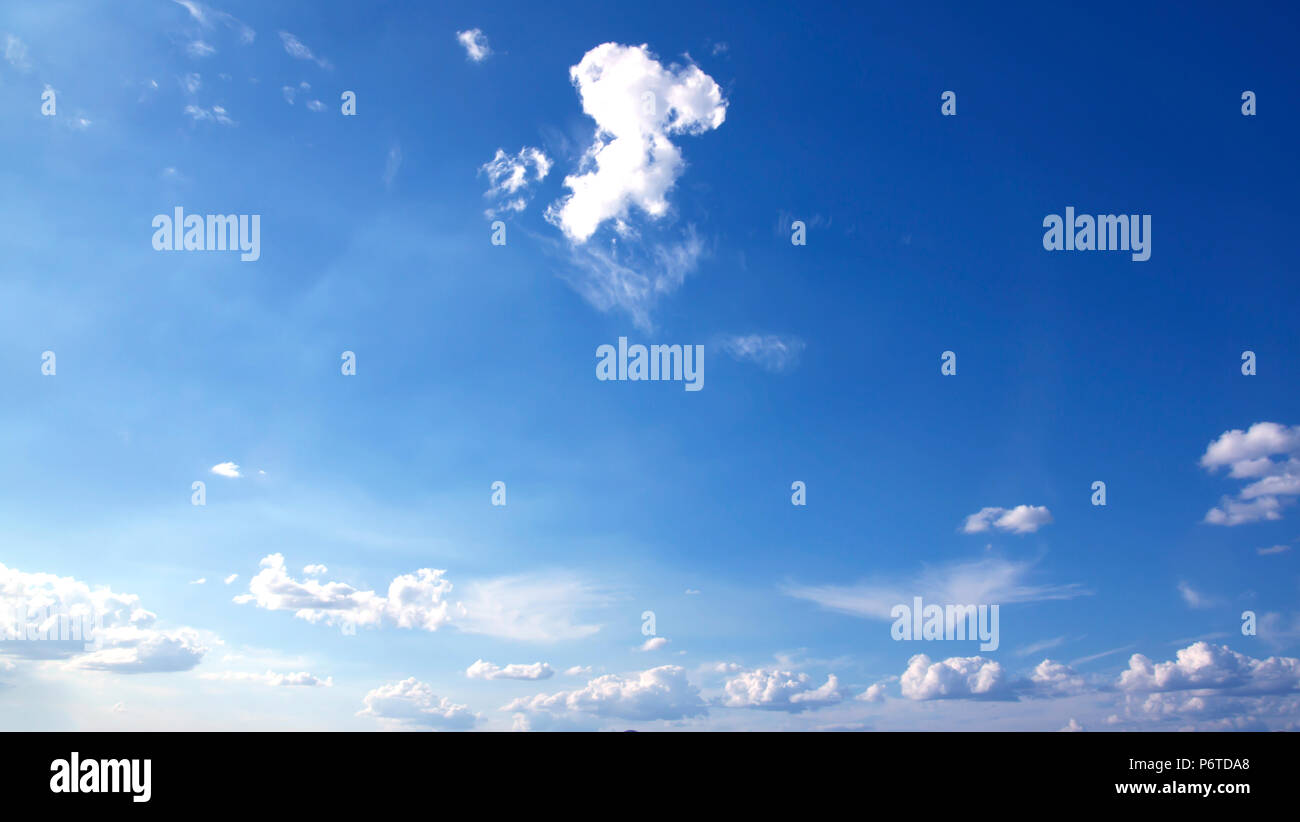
xmin=233 ymin=554 xmax=447 ymax=635
xmin=962 ymin=505 xmax=1053 ymax=534
xmin=900 ymin=654 xmax=1010 ymax=700
xmin=359 ymin=678 xmax=478 ymax=730
xmin=1029 ymin=660 xmax=1088 ymax=696
xmin=547 ymin=43 xmax=726 ymax=244
xmin=504 ymin=665 xmax=706 ymax=722
xmin=1060 ymin=718 xmax=1084 ymax=732
xmin=857 ymin=683 xmax=888 ymax=703
xmin=535 ymin=43 xmax=726 ymax=331
xmin=639 ymin=637 xmax=669 ymax=651
xmin=210 ymin=461 xmax=240 ymax=478
xmin=302 ymin=565 xmax=327 ymax=576
xmin=1201 ymin=423 xmax=1300 ymax=525
xmin=720 ymin=334 xmax=806 ymax=373
xmin=480 ymin=147 xmax=551 ymax=217
xmin=722 ymin=668 xmax=843 ymax=712
xmin=466 ymin=660 xmax=554 ymax=681
xmin=1118 ymin=642 xmax=1300 ymax=695
xmin=236 ymin=556 xmax=602 ymax=642
xmin=222 ymin=574 xmax=238 ymax=585
xmin=784 ymin=557 xmax=1086 ymax=621
xmin=0 ymin=561 xmax=208 ymax=674
xmin=564 ymin=665 xmax=592 ymax=676
xmin=456 ymin=29 xmax=491 ymax=62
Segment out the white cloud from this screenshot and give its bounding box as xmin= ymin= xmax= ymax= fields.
xmin=784 ymin=557 xmax=1087 ymax=620
xmin=856 ymin=682 xmax=888 ymax=703
xmin=720 ymin=334 xmax=806 ymax=373
xmin=0 ymin=561 xmax=208 ymax=674
xmin=172 ymin=1 xmax=255 ymax=44
xmin=722 ymin=668 xmax=843 ymax=712
xmin=456 ymin=29 xmax=491 ymax=62
xmin=186 ymin=40 xmax=216 ymax=58
xmin=281 ymin=85 xmax=296 ymax=104
xmin=189 ymin=578 xmax=206 ymax=585
xmin=1060 ymin=718 xmax=1084 ymax=732
xmin=481 ymin=147 xmax=551 ymax=217
xmin=466 ymin=660 xmax=555 ymax=681
xmin=900 ymin=654 xmax=1010 ymax=700
xmin=278 ymin=31 xmax=331 ymax=69
xmin=962 ymin=505 xmax=1053 ymax=534
xmin=1119 ymin=642 xmax=1300 ymax=695
xmin=306 ymin=99 xmax=326 ymax=112
xmin=504 ymin=665 xmax=706 ymax=722
xmin=1258 ymin=544 xmax=1292 ymax=556
xmin=210 ymin=461 xmax=241 ymax=478
xmin=454 ymin=573 xmax=606 ymax=642
xmin=547 ymin=43 xmax=726 ymax=244
xmin=1177 ymin=581 xmax=1218 ymax=610
xmin=185 ymin=104 xmax=234 ymax=126
xmin=564 ymin=665 xmax=592 ymax=676
xmin=640 ymin=637 xmax=669 ymax=651
xmin=1029 ymin=659 xmax=1088 ymax=696
xmin=1201 ymin=423 xmax=1300 ymax=525
xmin=201 ymin=669 xmax=333 ymax=687
xmin=223 ymin=574 xmax=238 ymax=585
xmin=4 ymin=34 xmax=31 ymax=72
xmin=182 ymin=73 xmax=201 ymax=95
xmin=302 ymin=564 xmax=327 ymax=575
xmin=359 ymin=678 xmax=478 ymax=730
xmin=234 ymin=554 xmax=451 ymax=635
xmin=236 ymin=556 xmax=601 ymax=642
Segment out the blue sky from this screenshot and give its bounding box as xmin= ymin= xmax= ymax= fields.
xmin=1 ymin=0 xmax=1297 ymax=731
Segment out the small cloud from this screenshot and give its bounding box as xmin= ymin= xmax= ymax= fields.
xmin=303 ymin=564 xmax=328 ymax=576
xmin=184 ymin=103 xmax=235 ymax=126
xmin=281 ymin=85 xmax=296 ymax=104
xmin=223 ymin=574 xmax=238 ymax=585
xmin=112 ymin=702 xmax=127 ymax=713
xmin=210 ymin=461 xmax=241 ymax=478
xmin=962 ymin=505 xmax=1053 ymax=534
xmin=456 ymin=29 xmax=491 ymax=62
xmin=186 ymin=40 xmax=216 ymax=58
xmin=480 ymin=147 xmax=551 ymax=217
xmin=720 ymin=334 xmax=806 ymax=373
xmin=1258 ymin=544 xmax=1292 ymax=556
xmin=640 ymin=637 xmax=669 ymax=652
xmin=305 ymin=99 xmax=326 ymax=112
xmin=182 ymin=73 xmax=201 ymax=95
xmin=684 ymin=589 xmax=701 ymax=595
xmin=1177 ymin=581 xmax=1218 ymax=610
xmin=279 ymin=31 xmax=331 ymax=69
xmin=563 ymin=665 xmax=591 ymax=677
xmin=856 ymin=682 xmax=888 ymax=703
xmin=1060 ymin=718 xmax=1084 ymax=732
xmin=189 ymin=578 xmax=206 ymax=585
xmin=383 ymin=143 xmax=402 ymax=189
xmin=711 ymin=42 xmax=729 ymax=56
xmin=466 ymin=660 xmax=554 ymax=681
xmin=4 ymin=34 xmax=32 ymax=73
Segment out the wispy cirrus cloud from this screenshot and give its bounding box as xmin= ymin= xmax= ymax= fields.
xmin=784 ymin=557 xmax=1089 ymax=621
xmin=279 ymin=31 xmax=331 ymax=70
